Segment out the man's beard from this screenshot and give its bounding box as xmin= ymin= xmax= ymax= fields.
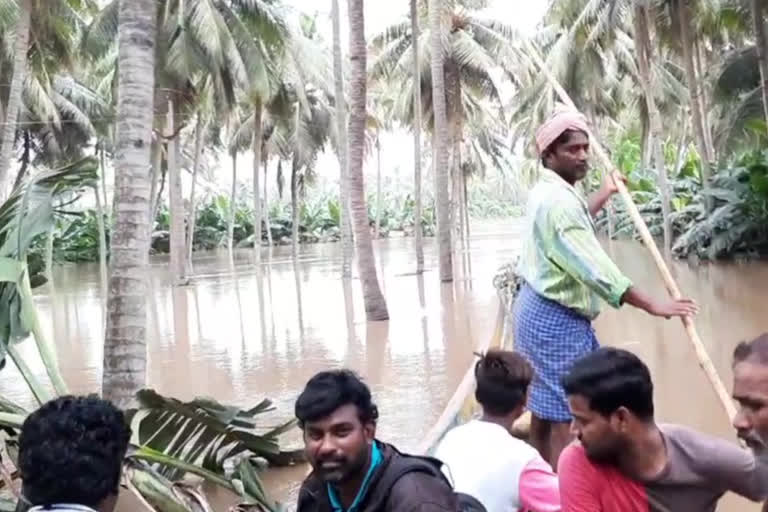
xmin=315 ymin=448 xmax=370 ymax=484
xmin=739 ymin=429 xmax=767 ymax=453
xmin=582 ymin=438 xmax=620 ymax=465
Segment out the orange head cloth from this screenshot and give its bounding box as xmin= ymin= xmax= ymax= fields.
xmin=535 ymin=106 xmax=590 ymax=156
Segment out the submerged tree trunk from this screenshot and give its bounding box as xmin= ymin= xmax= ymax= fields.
xmin=374 ymin=135 xmax=382 ymax=240
xmin=167 ymin=101 xmax=186 ymax=286
xmin=347 ymin=0 xmax=389 ymax=320
xmin=678 ymin=0 xmax=712 ymax=196
xmin=0 ymin=0 xmax=31 ymax=199
xmin=635 ymin=5 xmax=672 ymax=255
xmin=228 ymin=150 xmax=237 ymax=258
xmin=263 ymin=153 xmax=273 ymax=248
xmin=753 ymin=0 xmax=768 ymax=125
xmin=291 ymin=157 xmax=300 ymax=261
xmin=148 ymin=139 xmax=162 ymax=231
xmin=411 ymin=0 xmax=424 ymax=274
xmin=332 ymin=0 xmax=354 ymax=278
xmin=103 ymin=0 xmax=156 ymax=408
xmin=94 ymin=181 xmax=108 ymax=331
xmin=251 ymin=100 xmax=264 ymax=265
xmin=430 ymin=0 xmax=453 ymax=282
xmin=187 ymin=115 xmax=204 ymax=271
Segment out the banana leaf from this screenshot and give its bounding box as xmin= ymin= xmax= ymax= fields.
xmin=0 ymin=157 xmax=98 ymax=399
xmin=129 ymin=390 xmax=300 ymax=481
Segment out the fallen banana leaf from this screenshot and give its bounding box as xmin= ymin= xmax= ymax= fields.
xmin=130 ymin=390 xmax=297 ymax=481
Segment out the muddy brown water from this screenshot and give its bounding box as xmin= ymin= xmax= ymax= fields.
xmin=1 ymin=221 xmax=765 ymax=511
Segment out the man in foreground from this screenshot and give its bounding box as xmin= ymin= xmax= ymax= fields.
xmin=558 ymin=347 xmax=768 ymax=511
xmin=295 ymin=370 xmax=479 ymax=512
xmin=733 ymin=333 xmax=768 ymax=451
xmin=435 ymin=349 xmax=560 ymax=511
xmin=18 ymin=395 xmax=131 ymax=512
xmin=732 ymin=333 xmax=768 ymax=512
xmin=513 ymin=105 xmax=697 ymax=468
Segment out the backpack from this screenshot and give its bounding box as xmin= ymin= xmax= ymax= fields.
xmin=378 ymin=453 xmax=487 ymax=512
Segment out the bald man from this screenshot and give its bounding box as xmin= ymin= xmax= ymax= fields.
xmin=513 ymin=106 xmax=698 ymax=469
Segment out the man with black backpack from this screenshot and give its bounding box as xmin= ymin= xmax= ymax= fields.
xmin=295 ymin=370 xmax=485 ymax=512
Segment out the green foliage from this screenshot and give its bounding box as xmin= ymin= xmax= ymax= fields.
xmin=597 ymin=146 xmax=768 ymax=261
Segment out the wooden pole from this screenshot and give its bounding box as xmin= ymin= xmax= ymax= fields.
xmin=522 ymin=41 xmax=737 ymax=421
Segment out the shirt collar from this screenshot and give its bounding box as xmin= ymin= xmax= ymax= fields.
xmin=540 ymin=168 xmax=590 ymax=211
xmin=327 ymin=441 xmax=383 ymax=512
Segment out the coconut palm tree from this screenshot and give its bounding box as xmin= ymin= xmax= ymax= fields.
xmin=332 ymin=0 xmax=354 ymax=278
xmin=429 ymin=0 xmax=452 ymax=282
xmin=0 ymin=0 xmax=30 ymax=198
xmin=752 ymin=0 xmax=768 ymax=124
xmin=411 ymin=0 xmax=425 ymax=273
xmin=347 ymin=0 xmax=389 ymax=319
xmin=102 ymin=0 xmax=156 ymax=408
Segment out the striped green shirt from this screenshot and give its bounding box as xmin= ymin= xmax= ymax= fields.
xmin=516 ymin=169 xmax=633 ymax=319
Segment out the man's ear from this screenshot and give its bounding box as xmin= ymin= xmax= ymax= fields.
xmin=363 ymin=422 xmax=376 ymax=443
xmin=614 ymin=406 xmax=632 ymax=432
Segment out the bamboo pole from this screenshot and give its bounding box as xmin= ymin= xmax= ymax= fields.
xmin=522 ymin=41 xmax=737 ymax=421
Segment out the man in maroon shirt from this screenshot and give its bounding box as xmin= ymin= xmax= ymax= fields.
xmin=558 ymin=347 xmax=768 ymax=512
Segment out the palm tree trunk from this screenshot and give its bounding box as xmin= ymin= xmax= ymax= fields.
xmin=332 ymin=0 xmax=354 ymax=279
xmin=13 ymin=131 xmax=30 ymax=190
xmin=694 ymin=38 xmax=714 ymax=160
xmin=103 ymin=0 xmax=156 ymax=408
xmin=148 ymin=139 xmax=162 ymax=229
xmin=94 ymin=183 xmax=108 ymax=331
xmin=462 ymin=171 xmax=470 ymax=246
xmin=228 ymin=150 xmax=237 ymax=258
xmin=263 ymin=152 xmax=273 ymax=248
xmin=429 ymin=0 xmax=453 ymax=282
xmin=678 ymin=0 xmax=712 ymax=195
xmin=445 ymin=62 xmax=463 ymax=253
xmin=347 ymin=0 xmax=389 ymax=320
xmin=252 ymin=100 xmax=264 ymax=265
xmin=753 ymin=0 xmax=768 ymax=125
xmin=167 ymin=100 xmax=186 ymax=286
xmin=291 ymin=157 xmax=300 ymax=261
xmin=411 ymin=0 xmax=424 ymax=274
xmin=374 ymin=135 xmax=382 ymax=240
xmin=634 ymin=5 xmax=672 ymax=255
xmin=0 ymin=0 xmax=31 ymax=199
xmin=186 ymin=114 xmax=204 ymax=271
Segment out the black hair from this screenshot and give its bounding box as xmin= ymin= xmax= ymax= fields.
xmin=562 ymin=347 xmax=655 ymax=421
xmin=733 ymin=333 xmax=768 ymax=365
xmin=474 ymin=350 xmax=533 ymax=416
xmin=540 ymin=129 xmax=585 ymax=168
xmin=18 ymin=395 xmax=130 ymax=509
xmin=295 ymin=370 xmax=379 ymax=429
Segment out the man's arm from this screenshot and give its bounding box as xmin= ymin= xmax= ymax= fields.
xmin=548 ymin=207 xmax=697 ymax=318
xmin=700 ymin=437 xmax=768 ymax=501
xmin=519 ymin=457 xmax=561 ymax=512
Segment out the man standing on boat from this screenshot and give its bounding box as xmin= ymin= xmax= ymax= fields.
xmin=513 ymin=105 xmax=698 ymax=469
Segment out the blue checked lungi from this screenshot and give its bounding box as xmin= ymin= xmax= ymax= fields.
xmin=512 ymin=282 xmax=599 ymax=422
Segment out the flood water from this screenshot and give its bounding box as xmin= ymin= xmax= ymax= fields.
xmin=2 ymin=220 xmax=766 ymax=511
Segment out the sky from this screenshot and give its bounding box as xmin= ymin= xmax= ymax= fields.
xmin=285 ymin=0 xmax=548 ymax=38
xmin=247 ymin=0 xmax=549 ymax=186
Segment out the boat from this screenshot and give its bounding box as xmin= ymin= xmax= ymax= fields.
xmin=418 ymin=263 xmax=530 ymax=455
